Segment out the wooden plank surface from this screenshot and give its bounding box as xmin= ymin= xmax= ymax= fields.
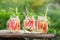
xmin=0 ymin=30 xmax=56 ymax=39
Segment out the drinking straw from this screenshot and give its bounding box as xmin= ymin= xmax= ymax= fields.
xmin=25 ymin=7 xmax=30 ymax=20
xmin=45 ymin=7 xmax=48 ymax=21
xmin=12 ymin=7 xmax=18 ymax=17
xmin=16 ymin=7 xmax=18 ymax=14
xmin=25 ymin=7 xmax=28 ymax=16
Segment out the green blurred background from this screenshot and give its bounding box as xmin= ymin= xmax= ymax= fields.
xmin=0 ymin=0 xmax=60 ymax=40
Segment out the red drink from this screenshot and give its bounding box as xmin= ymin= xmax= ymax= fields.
xmin=7 ymin=16 xmax=20 ymax=32
xmin=23 ymin=16 xmax=35 ymax=32
xmin=37 ymin=16 xmax=48 ymax=33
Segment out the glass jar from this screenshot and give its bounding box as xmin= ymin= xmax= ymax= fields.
xmin=37 ymin=16 xmax=48 ymax=33
xmin=23 ymin=16 xmax=35 ymax=32
xmin=7 ymin=16 xmax=20 ymax=33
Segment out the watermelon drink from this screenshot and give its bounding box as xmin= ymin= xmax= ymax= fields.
xmin=7 ymin=16 xmax=20 ymax=32
xmin=23 ymin=16 xmax=35 ymax=32
xmin=37 ymin=16 xmax=48 ymax=33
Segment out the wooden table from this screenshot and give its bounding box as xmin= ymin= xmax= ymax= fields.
xmin=0 ymin=30 xmax=57 ymax=40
